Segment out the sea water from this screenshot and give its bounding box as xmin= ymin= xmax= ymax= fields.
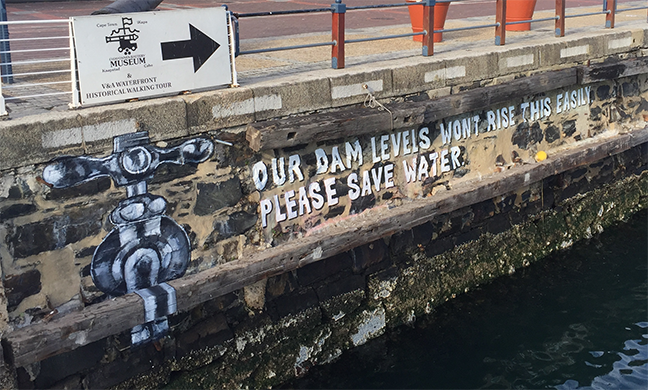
xmin=286 ymin=209 xmax=648 ymax=389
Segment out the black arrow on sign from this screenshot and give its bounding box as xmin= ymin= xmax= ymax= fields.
xmin=160 ymin=24 xmax=220 ymax=72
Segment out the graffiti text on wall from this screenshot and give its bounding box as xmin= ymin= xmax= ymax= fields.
xmin=252 ymin=86 xmax=592 ymax=228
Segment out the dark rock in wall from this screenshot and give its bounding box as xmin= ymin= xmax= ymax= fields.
xmin=412 ymin=221 xmax=435 ymax=246
xmin=6 ymin=207 xmax=105 ymax=259
xmin=596 ymin=85 xmax=612 ymax=100
xmin=5 ymin=269 xmax=41 ymax=311
xmin=621 ymin=81 xmax=640 ymax=97
xmin=512 ymin=122 xmax=543 ymax=149
xmin=485 ymin=212 xmax=513 ymax=235
xmin=150 ymin=164 xmax=198 ymax=185
xmin=615 ymin=147 xmax=644 ymax=175
xmin=571 ymin=167 xmax=588 ymax=180
xmin=454 ymin=226 xmax=483 ymax=246
xmin=325 ymin=206 xmax=345 ymax=219
xmin=46 ymin=177 xmax=111 ymax=201
xmin=545 ymin=125 xmax=560 ymax=144
xmin=453 ymin=168 xmax=469 ymax=178
xmin=16 ymin=367 xmax=34 ymax=389
xmin=472 ymin=199 xmax=497 ymax=224
xmin=50 ymin=375 xmax=82 ymax=390
xmin=350 ymin=193 xmax=376 ymax=215
xmin=0 ymin=203 xmax=36 ymax=222
xmin=297 ymin=252 xmax=353 ymax=287
xmin=562 ymin=120 xmax=577 ymax=138
xmin=333 ymin=179 xmax=349 ymax=198
xmin=590 ymin=106 xmax=603 ymax=121
xmin=75 ymin=246 xmax=97 ymax=259
xmin=424 ymin=236 xmax=455 ymax=258
xmin=80 ymin=263 xmax=91 ymax=278
xmin=32 ymin=340 xmax=105 ymax=389
xmin=266 ymin=273 xmax=298 ymax=301
xmin=641 ymin=144 xmax=648 ymax=165
xmin=180 ymin=223 xmax=198 ymax=251
xmin=352 ymin=239 xmax=388 ymax=273
xmin=8 ymin=182 xmax=33 ymax=199
xmin=213 ymin=211 xmax=258 ymax=240
xmin=315 ymin=273 xmax=364 ymax=302
xmin=194 ymin=178 xmax=242 ymax=216
xmin=389 ymin=230 xmax=413 ymax=259
xmin=636 ymin=98 xmax=648 ymax=115
xmin=495 ymin=193 xmax=517 ymax=214
xmin=176 ymin=314 xmax=233 ymax=358
xmin=84 ymin=342 xmax=166 ymax=389
xmin=8 ymin=186 xmax=23 ymax=199
xmin=269 ymin=288 xmax=319 ymax=319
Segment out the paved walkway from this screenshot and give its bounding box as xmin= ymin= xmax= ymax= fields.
xmin=1 ymin=0 xmax=646 ymax=118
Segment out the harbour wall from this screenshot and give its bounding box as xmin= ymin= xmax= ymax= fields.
xmin=0 ymin=24 xmax=646 ymax=388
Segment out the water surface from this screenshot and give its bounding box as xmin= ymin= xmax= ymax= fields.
xmin=286 ymin=210 xmax=648 ymax=389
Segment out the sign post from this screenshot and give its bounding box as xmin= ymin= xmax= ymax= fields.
xmin=72 ymin=7 xmax=233 ymax=105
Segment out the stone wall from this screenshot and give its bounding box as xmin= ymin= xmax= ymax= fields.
xmin=11 ymin=142 xmax=645 ymax=389
xmin=0 ymin=23 xmax=647 ymax=389
xmin=0 ymin=73 xmax=644 ymax=331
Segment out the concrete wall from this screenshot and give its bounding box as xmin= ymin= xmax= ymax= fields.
xmin=0 ymin=23 xmax=646 ymax=389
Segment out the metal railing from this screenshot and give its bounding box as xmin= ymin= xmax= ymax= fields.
xmin=0 ymin=18 xmax=78 ymax=116
xmin=0 ymin=0 xmax=646 ymax=116
xmin=234 ymin=0 xmax=648 ymax=69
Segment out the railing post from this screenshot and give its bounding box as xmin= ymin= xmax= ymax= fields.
xmin=68 ymin=20 xmax=80 ymax=108
xmin=0 ymin=78 xmax=6 ymax=116
xmin=495 ymin=0 xmax=506 ymax=45
xmin=331 ymin=0 xmax=345 ymax=69
xmin=422 ymin=0 xmax=435 ymax=56
xmin=605 ymin=0 xmax=616 ymax=28
xmin=555 ymin=0 xmax=565 ymax=37
xmin=0 ymin=0 xmax=13 ymax=84
xmin=226 ymin=10 xmax=240 ymax=88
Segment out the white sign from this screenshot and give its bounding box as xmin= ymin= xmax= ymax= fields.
xmin=72 ymin=7 xmax=232 ymax=105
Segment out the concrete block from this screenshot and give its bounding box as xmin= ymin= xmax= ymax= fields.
xmin=391 ymin=58 xmax=446 ymax=95
xmin=0 ymin=113 xmax=86 ymax=171
xmin=329 ymin=68 xmax=392 ymax=108
xmin=497 ymin=46 xmax=540 ymax=75
xmin=252 ymin=76 xmax=331 ymax=121
xmin=436 ymin=51 xmax=499 ymax=86
xmin=0 ymin=97 xmax=187 ymax=170
xmin=643 ymin=28 xmax=648 ymax=49
xmin=538 ymin=36 xmax=603 ymax=68
xmin=184 ymin=87 xmax=255 ymax=134
xmin=604 ymin=31 xmax=641 ymax=56
xmin=80 ymin=97 xmax=188 ymax=152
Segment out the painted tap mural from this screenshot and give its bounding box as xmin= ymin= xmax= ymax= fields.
xmin=42 ymin=131 xmax=214 ymax=345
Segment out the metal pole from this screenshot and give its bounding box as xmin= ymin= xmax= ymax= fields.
xmin=0 ymin=0 xmax=13 ymax=84
xmin=605 ymin=0 xmax=616 ymax=28
xmin=0 ymin=78 xmax=6 ymax=115
xmin=555 ymin=0 xmax=565 ymax=37
xmin=495 ymin=0 xmax=506 ymax=45
xmin=227 ymin=11 xmax=239 ymax=87
xmin=68 ymin=19 xmax=80 ymax=108
xmin=331 ymin=0 xmax=345 ymax=69
xmin=422 ymin=0 xmax=435 ymax=56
